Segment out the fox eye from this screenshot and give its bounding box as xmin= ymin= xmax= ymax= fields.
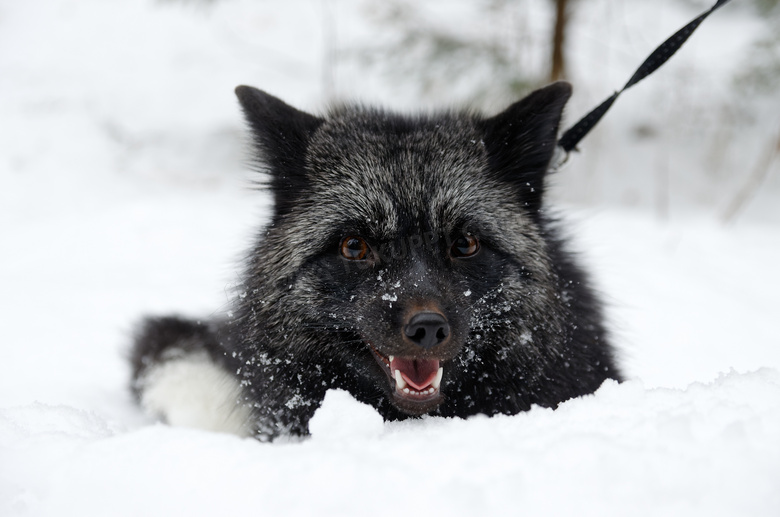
xmin=340 ymin=236 xmax=370 ymax=261
xmin=450 ymin=234 xmax=480 ymax=258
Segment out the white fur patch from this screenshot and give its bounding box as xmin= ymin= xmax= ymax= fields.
xmin=139 ymin=352 xmax=252 ymax=437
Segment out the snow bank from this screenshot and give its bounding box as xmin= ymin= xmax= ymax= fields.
xmin=2 ymin=370 xmax=779 ymax=516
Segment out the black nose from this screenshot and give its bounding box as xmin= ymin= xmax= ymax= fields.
xmin=404 ymin=312 xmax=450 ymax=350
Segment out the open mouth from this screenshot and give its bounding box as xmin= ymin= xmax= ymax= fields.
xmin=370 ymin=346 xmax=444 ymax=413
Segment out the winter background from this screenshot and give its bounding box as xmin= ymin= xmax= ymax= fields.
xmin=2 ymin=0 xmax=780 ymax=515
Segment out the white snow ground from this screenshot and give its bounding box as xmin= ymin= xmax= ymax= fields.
xmin=2 ymin=0 xmax=779 ymax=516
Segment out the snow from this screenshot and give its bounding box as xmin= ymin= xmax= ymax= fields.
xmin=4 ymin=373 xmax=780 ymax=516
xmin=1 ymin=0 xmax=779 ymax=516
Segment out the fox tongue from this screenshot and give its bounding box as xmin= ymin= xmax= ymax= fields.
xmin=391 ymin=357 xmax=440 ymax=390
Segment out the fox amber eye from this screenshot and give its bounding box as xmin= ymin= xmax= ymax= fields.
xmin=450 ymin=234 xmax=480 ymax=258
xmin=340 ymin=236 xmax=370 ymax=261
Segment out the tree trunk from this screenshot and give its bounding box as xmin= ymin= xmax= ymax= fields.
xmin=551 ymin=0 xmax=569 ymax=81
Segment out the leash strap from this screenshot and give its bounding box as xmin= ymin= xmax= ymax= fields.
xmin=557 ymin=0 xmax=733 ymax=154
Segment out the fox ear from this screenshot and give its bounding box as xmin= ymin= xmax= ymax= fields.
xmin=235 ymin=86 xmax=323 ymax=214
xmin=480 ymin=81 xmax=572 ymax=216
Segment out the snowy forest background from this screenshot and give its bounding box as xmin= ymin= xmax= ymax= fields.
xmin=2 ymin=0 xmax=779 ymax=515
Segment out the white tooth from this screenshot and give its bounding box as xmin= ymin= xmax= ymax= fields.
xmin=403 ymin=387 xmax=410 ymax=394
xmin=394 ymin=369 xmax=408 ymax=390
xmin=432 ymin=367 xmax=443 ymax=389
xmin=389 ymin=355 xmax=395 ymax=362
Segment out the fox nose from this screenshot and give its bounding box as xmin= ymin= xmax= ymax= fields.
xmin=404 ymin=312 xmax=450 ymax=350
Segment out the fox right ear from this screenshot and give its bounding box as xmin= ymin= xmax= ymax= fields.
xmin=235 ymin=86 xmax=323 ymax=214
xmin=236 ymin=86 xmax=323 ymax=176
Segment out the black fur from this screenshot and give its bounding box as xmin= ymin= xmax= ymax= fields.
xmin=131 ymin=82 xmax=621 ymax=441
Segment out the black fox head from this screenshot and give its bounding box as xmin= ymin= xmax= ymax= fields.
xmin=234 ymin=83 xmax=608 ymax=421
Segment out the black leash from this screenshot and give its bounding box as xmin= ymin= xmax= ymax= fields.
xmin=557 ymin=0 xmax=733 ymax=157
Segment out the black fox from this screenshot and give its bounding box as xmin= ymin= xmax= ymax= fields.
xmin=130 ymin=82 xmax=621 ymax=441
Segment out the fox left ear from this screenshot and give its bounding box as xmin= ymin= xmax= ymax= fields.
xmin=235 ymin=86 xmax=324 ymax=217
xmin=480 ymin=81 xmax=572 ymax=216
